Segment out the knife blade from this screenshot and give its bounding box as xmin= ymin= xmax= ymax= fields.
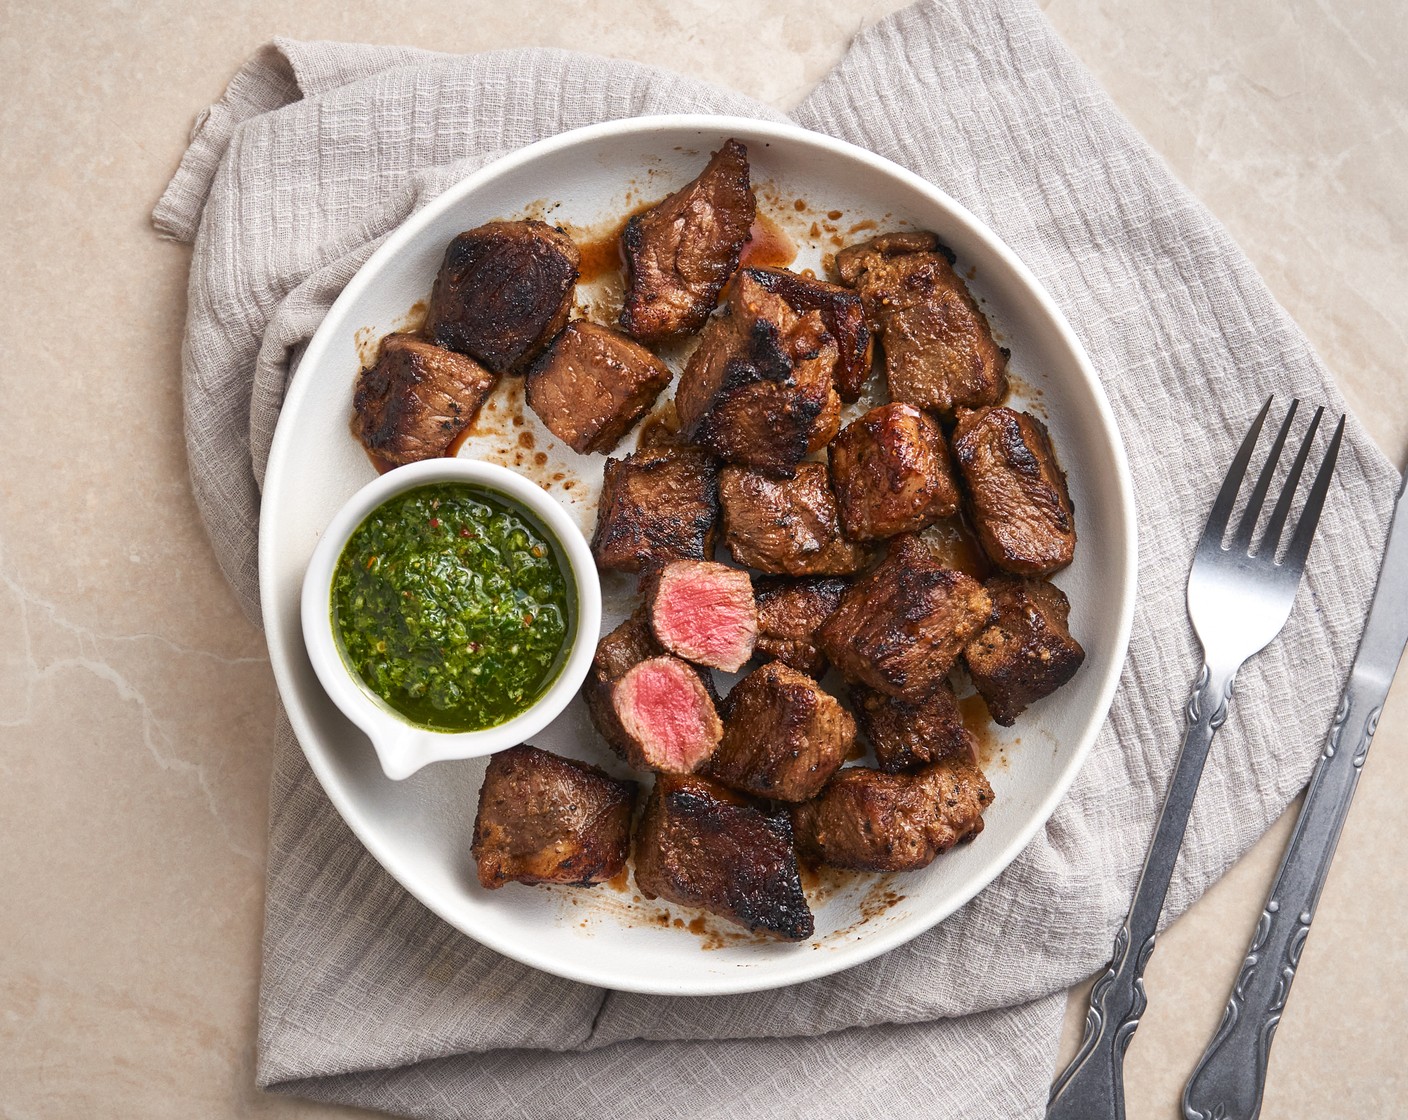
xmin=1182 ymin=466 xmax=1408 ymax=1120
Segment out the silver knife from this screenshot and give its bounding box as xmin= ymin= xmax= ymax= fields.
xmin=1183 ymin=466 xmax=1408 ymax=1120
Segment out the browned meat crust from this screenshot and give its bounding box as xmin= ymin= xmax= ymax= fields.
xmin=791 ymin=760 xmax=993 ymax=872
xmin=591 ymin=446 xmax=720 ymax=574
xmin=472 ymin=745 xmax=637 ymax=889
xmin=836 ymin=231 xmax=1007 ymax=416
xmin=817 ymin=534 xmax=991 ymax=701
xmin=619 ymin=140 xmax=756 ymax=344
xmin=951 ymin=406 xmax=1076 ymax=575
xmin=525 ymin=321 xmax=672 ymax=454
xmin=850 ymin=682 xmax=977 ymax=772
xmin=828 ymin=403 xmax=961 ymax=540
xmin=964 ymin=576 xmax=1085 ymax=726
xmin=426 ymin=220 xmax=580 ymax=373
xmin=709 ymin=662 xmax=854 ymax=802
xmin=744 ymin=267 xmax=873 ymax=402
xmin=719 ymin=462 xmax=871 ymax=576
xmin=634 ymin=774 xmax=814 ymax=940
xmin=752 ymin=576 xmax=849 ymax=676
xmin=351 ymin=333 xmax=500 ymax=466
xmin=582 ymin=612 xmax=664 ymax=753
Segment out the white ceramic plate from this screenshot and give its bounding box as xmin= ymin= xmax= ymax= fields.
xmin=260 ymin=115 xmax=1136 ymax=997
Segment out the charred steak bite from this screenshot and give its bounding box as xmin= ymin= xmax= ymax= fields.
xmin=791 ymin=759 xmax=993 ymax=872
xmin=525 ymin=321 xmax=672 ymax=454
xmin=472 ymin=745 xmax=637 ymax=890
xmin=582 ymin=611 xmax=664 ymax=753
xmin=709 ymin=662 xmax=855 ymax=803
xmin=719 ymin=463 xmax=871 ymax=577
xmin=744 ymin=267 xmax=873 ymax=402
xmin=610 ymin=655 xmax=722 ymax=774
xmin=817 ymin=534 xmax=991 ymax=701
xmin=634 ymin=774 xmax=814 ymax=941
xmin=426 ymin=220 xmax=580 ymax=373
xmin=836 ymin=231 xmax=1007 ymax=417
xmin=951 ymin=406 xmax=1076 ymax=575
xmin=352 ymin=333 xmax=500 ymax=466
xmin=619 ymin=139 xmax=756 ymax=344
xmin=829 ymin=403 xmax=962 ymax=540
xmin=964 ymin=576 xmax=1085 ymax=726
xmin=850 ymin=682 xmax=977 ymax=772
xmin=752 ymin=576 xmax=848 ymax=676
xmin=591 ymin=446 xmax=720 ymax=574
xmin=645 ymin=560 xmax=757 ymax=673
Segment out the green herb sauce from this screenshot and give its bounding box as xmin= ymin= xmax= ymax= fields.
xmin=331 ymin=482 xmax=575 ymax=732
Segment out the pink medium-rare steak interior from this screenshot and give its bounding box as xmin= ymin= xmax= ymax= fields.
xmin=613 ymin=656 xmax=723 ymax=772
xmin=648 ymin=560 xmax=757 ymax=673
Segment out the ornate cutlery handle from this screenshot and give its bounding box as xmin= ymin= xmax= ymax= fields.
xmin=1048 ymin=663 xmax=1235 ymax=1120
xmin=1182 ymin=681 xmax=1379 ymax=1120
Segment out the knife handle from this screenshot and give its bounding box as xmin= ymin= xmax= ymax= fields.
xmin=1181 ymin=678 xmax=1379 ymax=1120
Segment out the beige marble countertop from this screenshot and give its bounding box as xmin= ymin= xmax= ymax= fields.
xmin=3 ymin=1 xmax=1405 ymax=1116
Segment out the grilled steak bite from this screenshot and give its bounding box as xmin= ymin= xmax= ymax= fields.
xmin=634 ymin=774 xmax=813 ymax=940
xmin=744 ymin=267 xmax=873 ymax=402
xmin=591 ymin=446 xmax=720 ymax=574
xmin=719 ymin=463 xmax=871 ymax=577
xmin=646 ymin=560 xmax=757 ymax=673
xmin=619 ymin=139 xmax=756 ymax=344
xmin=829 ymin=403 xmax=961 ymax=540
xmin=472 ymin=745 xmax=637 ymax=890
xmin=951 ymin=406 xmax=1076 ymax=575
xmin=582 ymin=612 xmax=664 ymax=752
xmin=676 ymin=272 xmax=840 ymax=477
xmin=818 ymin=534 xmax=991 ymax=701
xmin=753 ymin=576 xmax=848 ymax=676
xmin=524 ymin=321 xmax=671 ymax=454
xmin=851 ymin=682 xmax=977 ymax=772
xmin=610 ymin=655 xmax=722 ymax=773
xmin=710 ymin=662 xmax=854 ymax=802
xmin=964 ymin=576 xmax=1085 ymax=726
xmin=791 ymin=760 xmax=993 ymax=872
xmin=836 ymin=231 xmax=1007 ymax=416
xmin=352 ymin=333 xmax=500 ymax=466
xmin=426 ymin=220 xmax=580 ymax=373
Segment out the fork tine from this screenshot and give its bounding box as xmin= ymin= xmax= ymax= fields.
xmin=1280 ymin=414 xmax=1345 ymax=574
xmin=1204 ymin=396 xmax=1273 ymax=546
xmin=1257 ymin=405 xmax=1324 ymax=557
xmin=1230 ymin=400 xmax=1299 ymax=551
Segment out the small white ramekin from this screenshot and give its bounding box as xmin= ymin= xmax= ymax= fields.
xmin=299 ymin=457 xmax=601 ymax=780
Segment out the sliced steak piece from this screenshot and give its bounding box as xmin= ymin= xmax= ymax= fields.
xmin=610 ymin=655 xmax=722 ymax=773
xmin=828 ymin=402 xmax=961 ymax=540
xmin=352 ymin=333 xmax=500 ymax=466
xmin=591 ymin=446 xmax=720 ymax=574
xmin=719 ymin=462 xmax=871 ymax=577
xmin=753 ymin=576 xmax=848 ymax=676
xmin=525 ymin=321 xmax=672 ymax=454
xmin=963 ymin=575 xmax=1085 ymax=725
xmin=634 ymin=774 xmax=813 ymax=940
xmin=426 ymin=220 xmax=580 ymax=373
xmin=951 ymin=406 xmax=1076 ymax=575
xmin=619 ymin=139 xmax=756 ymax=344
xmin=817 ymin=534 xmax=991 ymax=701
xmin=744 ymin=267 xmax=873 ymax=402
xmin=472 ymin=744 xmax=637 ymax=889
xmin=836 ymin=231 xmax=1007 ymax=416
xmin=645 ymin=560 xmax=757 ymax=673
xmin=582 ymin=611 xmax=664 ymax=753
xmin=850 ymin=682 xmax=977 ymax=772
xmin=709 ymin=662 xmax=854 ymax=802
xmin=791 ymin=760 xmax=993 ymax=872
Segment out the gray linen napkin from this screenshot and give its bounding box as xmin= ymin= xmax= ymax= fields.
xmin=154 ymin=1 xmax=1399 ymax=1116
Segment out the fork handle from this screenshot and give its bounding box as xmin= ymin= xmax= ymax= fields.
xmin=1181 ymin=678 xmax=1380 ymax=1120
xmin=1047 ymin=662 xmax=1236 ymax=1120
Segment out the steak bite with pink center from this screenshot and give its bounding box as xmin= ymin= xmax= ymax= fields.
xmin=582 ymin=612 xmax=664 ymax=751
xmin=634 ymin=774 xmax=814 ymax=941
xmin=752 ymin=575 xmax=849 ymax=676
xmin=610 ymin=655 xmax=723 ymax=774
xmin=645 ymin=560 xmax=757 ymax=673
xmin=591 ymin=446 xmax=720 ymax=574
xmin=709 ymin=662 xmax=855 ymax=802
xmin=471 ymin=744 xmax=637 ymax=890
xmin=850 ymin=682 xmax=978 ymax=772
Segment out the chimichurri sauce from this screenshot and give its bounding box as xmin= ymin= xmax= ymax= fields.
xmin=331 ymin=482 xmax=575 ymax=732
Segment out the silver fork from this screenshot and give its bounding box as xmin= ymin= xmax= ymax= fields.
xmin=1046 ymin=397 xmax=1345 ymax=1120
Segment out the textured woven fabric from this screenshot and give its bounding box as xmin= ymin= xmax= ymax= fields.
xmin=155 ymin=1 xmax=1399 ymax=1116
